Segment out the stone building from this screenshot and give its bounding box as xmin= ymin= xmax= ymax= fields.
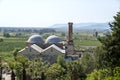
xmin=19 ymin=22 xmax=81 ymax=64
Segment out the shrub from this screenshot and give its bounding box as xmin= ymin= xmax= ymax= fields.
xmin=0 ymin=38 xmax=3 ymax=42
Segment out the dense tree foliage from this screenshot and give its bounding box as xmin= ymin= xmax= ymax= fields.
xmin=3 ymin=32 xmax=10 ymax=37
xmin=39 ymin=28 xmax=56 ymax=34
xmin=86 ymin=67 xmax=120 ymax=80
xmin=89 ymin=11 xmax=120 ymax=79
xmin=16 ymin=55 xmax=29 ymax=80
xmin=0 ymin=56 xmax=2 ymax=80
xmin=0 ymin=38 xmax=3 ymax=42
xmin=28 ymin=58 xmax=47 ymax=79
xmin=12 ymin=48 xmax=21 ymax=60
xmin=96 ymin=12 xmax=120 ymax=69
xmin=66 ymin=61 xmax=86 ymax=80
xmin=46 ymin=63 xmax=65 ymax=80
xmin=80 ymin=52 xmax=95 ymax=74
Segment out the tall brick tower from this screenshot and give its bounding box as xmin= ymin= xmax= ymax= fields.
xmin=68 ymin=22 xmax=73 ymax=45
xmin=66 ymin=22 xmax=74 ymax=55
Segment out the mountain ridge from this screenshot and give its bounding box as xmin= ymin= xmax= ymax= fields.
xmin=50 ymin=23 xmax=110 ymax=30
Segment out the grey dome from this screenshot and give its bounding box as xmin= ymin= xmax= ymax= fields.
xmin=45 ymin=35 xmax=62 ymax=43
xmin=27 ymin=35 xmax=44 ymax=43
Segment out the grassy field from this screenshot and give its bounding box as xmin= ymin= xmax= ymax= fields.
xmin=3 ymin=38 xmax=27 ymax=42
xmin=0 ymin=38 xmax=27 ymax=61
xmin=73 ymin=33 xmax=101 ymax=47
xmin=0 ymin=38 xmax=27 ymax=52
xmin=74 ymin=40 xmax=101 ymax=46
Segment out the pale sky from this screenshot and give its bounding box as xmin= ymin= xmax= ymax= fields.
xmin=0 ymin=0 xmax=120 ymax=27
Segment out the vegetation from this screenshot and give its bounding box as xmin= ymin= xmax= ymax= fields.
xmin=0 ymin=38 xmax=26 ymax=52
xmin=86 ymin=67 xmax=120 ymax=80
xmin=74 ymin=40 xmax=100 ymax=46
xmin=0 ymin=56 xmax=2 ymax=80
xmin=95 ymin=12 xmax=120 ymax=69
xmin=3 ymin=32 xmax=10 ymax=38
xmin=0 ymin=38 xmax=3 ymax=42
xmin=90 ymin=11 xmax=120 ymax=79
xmin=0 ymin=38 xmax=26 ymax=61
xmin=0 ymin=11 xmax=120 ymax=80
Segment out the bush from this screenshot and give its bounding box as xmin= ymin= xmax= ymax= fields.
xmin=46 ymin=63 xmax=65 ymax=80
xmin=86 ymin=69 xmax=110 ymax=80
xmin=3 ymin=32 xmax=10 ymax=37
xmin=86 ymin=67 xmax=120 ymax=80
xmin=0 ymin=38 xmax=3 ymax=42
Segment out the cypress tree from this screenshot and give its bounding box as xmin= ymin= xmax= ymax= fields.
xmin=98 ymin=11 xmax=120 ymax=69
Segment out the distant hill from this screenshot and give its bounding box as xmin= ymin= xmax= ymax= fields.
xmin=50 ymin=23 xmax=110 ymax=31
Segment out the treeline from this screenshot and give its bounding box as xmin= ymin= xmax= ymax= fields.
xmin=39 ymin=28 xmax=56 ymax=34
xmin=86 ymin=11 xmax=120 ymax=79
xmin=0 ymin=50 xmax=94 ymax=80
xmin=0 ymin=27 xmax=56 ymax=34
xmin=1 ymin=28 xmax=56 ymax=38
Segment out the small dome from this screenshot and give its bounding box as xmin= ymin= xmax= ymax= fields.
xmin=27 ymin=35 xmax=44 ymax=43
xmin=45 ymin=35 xmax=62 ymax=43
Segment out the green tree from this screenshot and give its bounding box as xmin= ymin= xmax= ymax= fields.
xmin=80 ymin=52 xmax=95 ymax=74
xmin=66 ymin=60 xmax=86 ymax=80
xmin=8 ymin=61 xmax=16 ymax=80
xmin=96 ymin=11 xmax=120 ymax=70
xmin=0 ymin=38 xmax=3 ymax=42
xmin=86 ymin=67 xmax=120 ymax=80
xmin=94 ymin=46 xmax=106 ymax=69
xmin=0 ymin=56 xmax=2 ymax=80
xmin=16 ymin=55 xmax=29 ymax=80
xmin=3 ymin=32 xmax=10 ymax=37
xmin=113 ymin=67 xmax=120 ymax=80
xmin=46 ymin=63 xmax=65 ymax=80
xmin=12 ymin=48 xmax=21 ymax=60
xmin=28 ymin=58 xmax=47 ymax=79
xmin=95 ymin=31 xmax=98 ymax=37
xmin=14 ymin=62 xmax=22 ymax=80
xmin=56 ymin=55 xmax=65 ymax=68
xmin=86 ymin=69 xmax=111 ymax=80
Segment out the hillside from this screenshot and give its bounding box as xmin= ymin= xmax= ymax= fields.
xmin=51 ymin=23 xmax=110 ymax=31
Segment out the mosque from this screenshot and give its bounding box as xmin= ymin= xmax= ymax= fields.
xmin=18 ymin=22 xmax=81 ymax=64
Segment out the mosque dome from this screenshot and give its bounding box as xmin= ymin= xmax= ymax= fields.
xmin=27 ymin=35 xmax=44 ymax=43
xmin=45 ymin=35 xmax=62 ymax=43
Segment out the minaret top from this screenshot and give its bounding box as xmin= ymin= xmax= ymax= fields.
xmin=68 ymin=22 xmax=73 ymax=45
xmin=68 ymin=22 xmax=73 ymax=26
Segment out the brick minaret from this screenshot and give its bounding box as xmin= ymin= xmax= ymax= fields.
xmin=66 ymin=22 xmax=74 ymax=55
xmin=68 ymin=22 xmax=73 ymax=45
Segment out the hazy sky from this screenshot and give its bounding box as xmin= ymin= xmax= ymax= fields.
xmin=0 ymin=0 xmax=120 ymax=27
